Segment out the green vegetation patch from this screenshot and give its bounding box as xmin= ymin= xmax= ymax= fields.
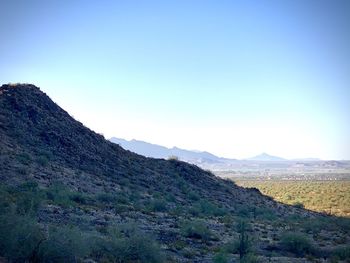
xmin=236 ymin=180 xmax=350 ymax=217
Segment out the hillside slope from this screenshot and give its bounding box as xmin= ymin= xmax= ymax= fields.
xmin=0 ymin=84 xmax=349 ymax=262
xmin=0 ymin=84 xmax=277 ymax=210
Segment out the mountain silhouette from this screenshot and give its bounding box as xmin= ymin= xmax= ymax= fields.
xmin=110 ymin=137 xmax=225 ymax=164
xmin=246 ymin=152 xmax=286 ymax=161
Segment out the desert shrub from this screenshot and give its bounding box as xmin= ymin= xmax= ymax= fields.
xmin=16 ymin=192 xmax=42 ymax=215
xmin=116 ymin=194 xmax=130 ymax=204
xmin=280 ymin=232 xmax=313 ymax=256
xmin=190 ymin=200 xmax=227 ymax=217
xmin=38 ymin=226 xmax=90 ymax=262
xmin=213 ymin=251 xmax=229 ymax=263
xmin=18 ymin=180 xmax=39 ymax=191
xmin=181 ymin=220 xmax=212 ymax=241
xmin=331 ymin=246 xmax=350 ymax=261
xmin=254 ymin=207 xmax=277 ymax=221
xmin=188 ymin=191 xmax=200 ymax=201
xmin=146 ymin=199 xmax=168 ymax=212
xmin=0 ymin=212 xmax=44 ymax=262
xmin=37 ymin=155 xmax=49 ymax=166
xmin=97 ymin=192 xmax=117 ymax=204
xmin=332 ymin=217 xmax=350 ymax=233
xmin=302 ymin=218 xmax=329 ymax=234
xmin=46 ymin=182 xmax=90 ymax=206
xmin=165 ymin=192 xmax=176 ymax=202
xmin=70 ymin=192 xmax=90 ymax=205
xmin=128 ymin=191 xmax=141 ymax=203
xmin=17 ymin=165 xmax=28 ymax=175
xmin=114 ymin=204 xmax=130 ymax=214
xmin=16 ymin=152 xmax=32 ymax=165
xmin=224 ymin=239 xmax=239 ymax=254
xmin=189 ymin=203 xmax=201 ymax=216
xmin=118 ymin=177 xmax=130 ymax=187
xmin=175 ymin=177 xmax=189 ymax=193
xmin=241 ymin=253 xmax=260 ymax=263
xmin=92 ymin=225 xmax=164 ymax=263
xmin=236 ymin=205 xmax=251 ymax=218
xmin=13 ymin=181 xmax=43 ymax=215
xmin=220 ymin=215 xmax=234 ymax=227
xmin=200 ymin=200 xmax=227 ymax=216
xmin=0 ymin=182 xmax=43 ymax=216
xmin=170 ymin=205 xmax=183 ymax=216
xmin=46 ymin=182 xmax=73 ymax=207
xmin=0 ymin=187 xmax=12 ymax=214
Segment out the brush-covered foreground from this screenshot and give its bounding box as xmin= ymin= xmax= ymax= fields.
xmin=0 ymin=84 xmax=349 ymax=262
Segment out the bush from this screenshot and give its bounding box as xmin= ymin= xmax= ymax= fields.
xmin=188 ymin=191 xmax=200 ymax=201
xmin=190 ymin=200 xmax=227 ymax=217
xmin=220 ymin=215 xmax=234 ymax=227
xmin=114 ymin=204 xmax=130 ymax=214
xmin=0 ymin=187 xmax=12 ymax=214
xmin=165 ymin=192 xmax=176 ymax=202
xmin=97 ymin=192 xmax=117 ymax=204
xmin=0 ymin=212 xmax=44 ymax=262
xmin=117 ymin=195 xmax=130 ymax=204
xmin=280 ymin=232 xmax=313 ymax=256
xmin=302 ymin=218 xmax=330 ymax=234
xmin=146 ymin=199 xmax=168 ymax=212
xmin=236 ymin=205 xmax=251 ymax=218
xmin=92 ymin=225 xmax=164 ymax=263
xmin=46 ymin=182 xmax=73 ymax=207
xmin=254 ymin=207 xmax=277 ymax=221
xmin=37 ymin=155 xmax=49 ymax=166
xmin=331 ymin=246 xmax=350 ymax=261
xmin=38 ymin=226 xmax=90 ymax=262
xmin=70 ymin=192 xmax=90 ymax=205
xmin=181 ymin=220 xmax=212 ymax=241
xmin=13 ymin=181 xmax=44 ymax=216
xmin=241 ymin=253 xmax=260 ymax=263
xmin=16 ymin=153 xmax=32 ymax=165
xmin=213 ymin=251 xmax=229 ymax=263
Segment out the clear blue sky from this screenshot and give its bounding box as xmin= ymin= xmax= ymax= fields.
xmin=1 ymin=0 xmax=349 ymax=159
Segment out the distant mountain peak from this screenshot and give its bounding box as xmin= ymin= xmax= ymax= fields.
xmin=247 ymin=152 xmax=286 ymax=161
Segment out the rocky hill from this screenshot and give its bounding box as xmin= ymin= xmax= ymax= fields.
xmin=0 ymin=84 xmax=349 ymax=262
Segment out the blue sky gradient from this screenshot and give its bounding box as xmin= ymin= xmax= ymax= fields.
xmin=1 ymin=0 xmax=349 ymax=159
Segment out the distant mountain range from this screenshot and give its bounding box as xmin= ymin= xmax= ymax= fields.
xmin=110 ymin=137 xmax=342 ymax=171
xmin=109 ymin=137 xmax=227 ymax=165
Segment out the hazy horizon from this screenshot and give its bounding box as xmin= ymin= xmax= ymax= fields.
xmin=110 ymin=136 xmax=348 ymax=161
xmin=1 ymin=1 xmax=349 ymax=160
